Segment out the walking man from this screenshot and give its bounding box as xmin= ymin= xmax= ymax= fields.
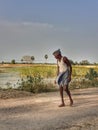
xmin=53 ymin=49 xmax=73 ymax=107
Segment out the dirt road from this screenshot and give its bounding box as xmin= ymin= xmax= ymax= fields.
xmin=0 ymin=87 xmax=98 ymax=130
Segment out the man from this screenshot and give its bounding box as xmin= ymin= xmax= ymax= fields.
xmin=53 ymin=49 xmax=73 ymax=107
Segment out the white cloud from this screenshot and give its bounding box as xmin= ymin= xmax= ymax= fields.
xmin=0 ymin=20 xmax=98 ymax=63
xmin=0 ymin=21 xmax=68 ymax=62
xmin=22 ymin=22 xmax=54 ymax=28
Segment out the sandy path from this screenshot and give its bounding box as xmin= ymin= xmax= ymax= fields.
xmin=0 ymin=87 xmax=98 ymax=130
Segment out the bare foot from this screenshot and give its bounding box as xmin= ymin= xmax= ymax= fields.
xmin=70 ymin=100 xmax=73 ymax=106
xmin=58 ymin=103 xmax=65 ymax=107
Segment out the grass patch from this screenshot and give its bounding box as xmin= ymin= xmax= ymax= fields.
xmin=17 ymin=74 xmax=57 ymax=93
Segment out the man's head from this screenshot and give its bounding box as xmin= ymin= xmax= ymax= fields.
xmin=53 ymin=49 xmax=62 ymax=59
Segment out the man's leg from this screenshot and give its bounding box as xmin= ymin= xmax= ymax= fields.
xmin=59 ymin=86 xmax=65 ymax=107
xmin=64 ymin=85 xmax=73 ymax=106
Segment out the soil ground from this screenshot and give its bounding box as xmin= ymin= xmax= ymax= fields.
xmin=0 ymin=87 xmax=98 ymax=130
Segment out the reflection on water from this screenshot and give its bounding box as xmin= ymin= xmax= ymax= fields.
xmin=0 ymin=72 xmax=55 ymax=89
xmin=0 ymin=72 xmax=21 ymax=88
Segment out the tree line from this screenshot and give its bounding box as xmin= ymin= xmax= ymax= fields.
xmin=1 ymin=55 xmax=98 ymax=65
xmin=1 ymin=54 xmax=48 ymax=64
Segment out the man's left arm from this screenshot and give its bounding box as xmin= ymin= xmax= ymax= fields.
xmin=63 ymin=57 xmax=72 ymax=81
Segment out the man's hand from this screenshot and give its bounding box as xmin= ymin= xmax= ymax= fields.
xmin=68 ymin=76 xmax=71 ymax=82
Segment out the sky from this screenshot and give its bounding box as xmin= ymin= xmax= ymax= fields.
xmin=0 ymin=0 xmax=98 ymax=63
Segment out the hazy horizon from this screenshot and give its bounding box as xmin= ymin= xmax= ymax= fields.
xmin=0 ymin=0 xmax=98 ymax=63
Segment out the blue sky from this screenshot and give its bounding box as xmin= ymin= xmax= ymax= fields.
xmin=0 ymin=0 xmax=98 ymax=63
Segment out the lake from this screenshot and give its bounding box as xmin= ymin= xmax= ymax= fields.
xmin=0 ymin=72 xmax=55 ymax=89
xmin=0 ymin=72 xmax=21 ymax=88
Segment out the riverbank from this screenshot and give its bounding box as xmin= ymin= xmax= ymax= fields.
xmin=0 ymin=87 xmax=98 ymax=130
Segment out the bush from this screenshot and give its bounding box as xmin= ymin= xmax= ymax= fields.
xmin=70 ymin=78 xmax=98 ymax=89
xmin=17 ymin=74 xmax=56 ymax=93
xmin=85 ymin=68 xmax=98 ymax=80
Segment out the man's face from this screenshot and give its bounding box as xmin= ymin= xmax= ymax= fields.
xmin=54 ymin=54 xmax=61 ymax=60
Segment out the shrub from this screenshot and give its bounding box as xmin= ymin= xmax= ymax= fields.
xmin=85 ymin=68 xmax=98 ymax=80
xmin=17 ymin=74 xmax=56 ymax=93
xmin=70 ymin=78 xmax=98 ymax=89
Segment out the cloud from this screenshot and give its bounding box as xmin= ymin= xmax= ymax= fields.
xmin=0 ymin=20 xmax=70 ymax=62
xmin=22 ymin=22 xmax=54 ymax=28
xmin=0 ymin=20 xmax=70 ymax=47
xmin=0 ymin=20 xmax=98 ymax=63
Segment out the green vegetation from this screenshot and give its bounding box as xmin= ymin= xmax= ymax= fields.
xmin=70 ymin=67 xmax=98 ymax=89
xmin=72 ymin=65 xmax=98 ymax=77
xmin=0 ymin=64 xmax=98 ymax=93
xmin=85 ymin=68 xmax=98 ymax=80
xmin=11 ymin=59 xmax=16 ymax=64
xmin=18 ymin=65 xmax=57 ymax=78
xmin=17 ymin=74 xmax=56 ymax=93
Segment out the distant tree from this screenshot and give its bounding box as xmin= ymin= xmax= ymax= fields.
xmin=85 ymin=68 xmax=98 ymax=80
xmin=80 ymin=60 xmax=90 ymax=65
xmin=74 ymin=61 xmax=79 ymax=65
xmin=11 ymin=59 xmax=16 ymax=64
xmin=31 ymin=56 xmax=35 ymax=63
xmin=21 ymin=59 xmax=23 ymax=63
xmin=21 ymin=56 xmax=34 ymax=63
xmin=2 ymin=61 xmax=4 ymax=64
xmin=44 ymin=54 xmax=48 ymax=63
xmin=94 ymin=62 xmax=98 ymax=65
xmin=69 ymin=59 xmax=74 ymax=65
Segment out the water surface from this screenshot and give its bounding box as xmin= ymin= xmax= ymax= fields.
xmin=0 ymin=72 xmax=20 ymax=88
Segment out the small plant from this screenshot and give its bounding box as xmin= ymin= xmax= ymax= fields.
xmin=17 ymin=74 xmax=56 ymax=93
xmin=5 ymin=82 xmax=12 ymax=89
xmin=85 ymin=68 xmax=98 ymax=80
